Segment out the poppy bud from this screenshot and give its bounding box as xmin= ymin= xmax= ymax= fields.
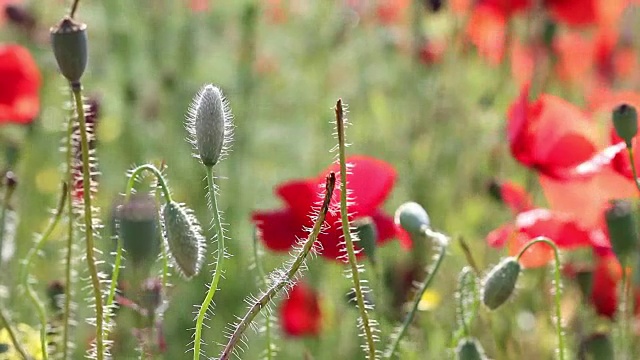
xmin=481 ymin=257 xmax=521 ymax=310
xmin=138 ymin=278 xmax=164 ymax=316
xmin=612 ymin=104 xmax=638 ymax=148
xmin=456 ymin=338 xmax=487 ymax=360
xmin=116 ymin=193 xmax=161 ymax=275
xmin=394 ymin=202 xmax=430 ymax=235
xmin=605 ymin=199 xmax=638 ymax=264
xmin=161 ymin=201 xmax=205 ymax=278
xmin=46 ymin=280 xmax=65 ymax=312
xmin=187 ymin=84 xmax=234 ymax=167
xmin=542 ymin=20 xmax=557 ymax=49
xmin=578 ymin=333 xmax=614 ymax=360
xmin=50 ymin=16 xmax=88 ymax=84
xmin=354 ymin=217 xmax=377 ymax=263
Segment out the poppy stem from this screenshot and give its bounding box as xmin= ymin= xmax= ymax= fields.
xmin=516 ymin=237 xmax=565 ymax=360
xmin=69 ymin=0 xmax=80 ymax=18
xmin=193 ymin=166 xmax=226 ymax=360
xmin=124 ymin=164 xmax=173 ymax=203
xmin=384 ymin=228 xmax=448 ymax=359
xmin=0 ymin=306 xmax=31 ymax=360
xmin=19 ymin=181 xmax=67 ymax=360
xmin=219 ymin=173 xmax=336 ymax=360
xmin=626 ymin=148 xmax=640 ymax=193
xmin=72 ymin=82 xmax=105 ymax=360
xmin=252 ymin=229 xmax=274 ymax=360
xmin=456 ymin=267 xmax=479 ymax=340
xmin=335 ymin=99 xmax=377 ymax=360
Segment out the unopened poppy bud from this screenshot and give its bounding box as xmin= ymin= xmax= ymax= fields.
xmin=187 ymin=84 xmax=234 ymax=167
xmin=605 ymin=199 xmax=638 ymax=263
xmin=394 ymin=202 xmax=430 ymax=235
xmin=456 ymin=338 xmax=487 ymax=360
xmin=482 ymin=257 xmax=521 ymax=310
xmin=612 ymin=104 xmax=638 ymax=148
xmin=117 ymin=193 xmax=161 ymax=275
xmin=161 ymin=201 xmax=205 ymax=279
xmin=354 ymin=217 xmax=377 ymax=263
xmin=578 ymin=333 xmax=614 ymax=360
xmin=50 ymin=16 xmax=87 ymax=83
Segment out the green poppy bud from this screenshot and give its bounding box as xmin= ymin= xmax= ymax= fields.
xmin=482 ymin=257 xmax=521 ymax=310
xmin=116 ymin=193 xmax=160 ymax=276
xmin=394 ymin=202 xmax=430 ymax=235
xmin=456 ymin=338 xmax=487 ymax=360
xmin=579 ymin=333 xmax=614 ymax=360
xmin=161 ymin=201 xmax=205 ymax=279
xmin=354 ymin=217 xmax=377 ymax=263
xmin=605 ymin=199 xmax=638 ymax=264
xmin=613 ymin=104 xmax=638 ymax=148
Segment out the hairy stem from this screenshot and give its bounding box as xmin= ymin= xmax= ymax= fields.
xmin=335 ymin=99 xmax=377 ymax=359
xmin=219 ymin=173 xmax=336 ymax=360
xmin=193 ymin=166 xmax=226 ymax=360
xmin=252 ymin=230 xmax=273 ymax=360
xmin=0 ymin=174 xmax=15 ymax=271
xmin=62 ymin=93 xmax=76 ymax=360
xmin=20 ymin=182 xmax=67 ymax=360
xmin=0 ymin=307 xmax=30 ymax=360
xmin=72 ymin=82 xmax=105 ymax=360
xmin=384 ymin=228 xmax=448 ymax=359
xmin=125 ymin=164 xmax=173 ymax=203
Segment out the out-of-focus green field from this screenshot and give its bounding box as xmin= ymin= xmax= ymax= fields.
xmin=0 ymin=1 xmax=588 ymax=359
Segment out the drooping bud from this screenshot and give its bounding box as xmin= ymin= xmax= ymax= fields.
xmin=394 ymin=202 xmax=430 ymax=235
xmin=605 ymin=199 xmax=638 ymax=264
xmin=186 ymin=84 xmax=234 ymax=167
xmin=578 ymin=333 xmax=614 ymax=360
xmin=456 ymin=338 xmax=487 ymax=360
xmin=161 ymin=201 xmax=205 ymax=278
xmin=116 ymin=193 xmax=161 ymax=275
xmin=482 ymin=257 xmax=521 ymax=310
xmin=354 ymin=217 xmax=377 ymax=263
xmin=50 ymin=16 xmax=87 ymax=83
xmin=612 ymin=104 xmax=638 ymax=148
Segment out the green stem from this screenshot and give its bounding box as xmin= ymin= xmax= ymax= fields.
xmin=627 ymin=148 xmax=640 ymax=193
xmin=450 ymin=267 xmax=480 ymax=347
xmin=19 ymin=182 xmax=67 ymax=360
xmin=334 ymin=99 xmax=376 ymax=359
xmin=72 ymin=82 xmax=105 ymax=360
xmin=124 ymin=164 xmax=172 ymax=203
xmin=69 ymin=0 xmax=80 ymax=18
xmin=0 ymin=307 xmax=30 ymax=360
xmin=619 ymin=263 xmax=631 ymax=360
xmin=219 ymin=173 xmax=336 ymax=360
xmin=516 ymin=237 xmax=565 ymax=360
xmin=384 ymin=228 xmax=448 ymax=359
xmin=193 ymin=166 xmax=225 ymax=360
xmin=252 ymin=230 xmax=273 ymax=360
xmin=0 ymin=176 xmax=14 ymax=271
xmin=62 ymin=92 xmax=76 ymax=360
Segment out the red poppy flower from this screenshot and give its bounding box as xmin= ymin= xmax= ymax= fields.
xmin=507 ymin=86 xmax=599 ymax=178
xmin=0 ymin=44 xmax=41 ymax=124
xmin=489 ymin=179 xmax=534 ymax=215
xmin=280 ymin=282 xmax=321 ymax=337
xmin=252 ymin=156 xmax=411 ymax=261
xmin=481 ymin=0 xmax=531 ymax=17
xmin=466 ymin=3 xmax=507 ymax=65
xmin=545 ymin=0 xmax=598 ymax=26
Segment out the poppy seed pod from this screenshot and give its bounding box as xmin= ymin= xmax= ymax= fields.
xmin=50 ymin=16 xmax=87 ymax=83
xmin=394 ymin=202 xmax=430 ymax=235
xmin=456 ymin=338 xmax=487 ymax=360
xmin=578 ymin=333 xmax=614 ymax=360
xmin=605 ymin=199 xmax=638 ymax=264
xmin=186 ymin=84 xmax=234 ymax=167
xmin=116 ymin=193 xmax=161 ymax=275
xmin=161 ymin=201 xmax=206 ymax=279
xmin=354 ymin=217 xmax=377 ymax=263
xmin=613 ymin=104 xmax=638 ymax=148
xmin=482 ymin=257 xmax=521 ymax=310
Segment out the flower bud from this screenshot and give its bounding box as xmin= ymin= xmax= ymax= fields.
xmin=354 ymin=217 xmax=377 ymax=263
xmin=578 ymin=333 xmax=614 ymax=360
xmin=50 ymin=16 xmax=87 ymax=83
xmin=46 ymin=280 xmax=65 ymax=312
xmin=613 ymin=104 xmax=638 ymax=148
xmin=605 ymin=199 xmax=638 ymax=264
xmin=187 ymin=84 xmax=233 ymax=167
xmin=138 ymin=278 xmax=164 ymax=316
xmin=161 ymin=201 xmax=205 ymax=278
xmin=116 ymin=193 xmax=161 ymax=275
xmin=482 ymin=257 xmax=521 ymax=310
xmin=456 ymin=338 xmax=487 ymax=360
xmin=394 ymin=202 xmax=430 ymax=235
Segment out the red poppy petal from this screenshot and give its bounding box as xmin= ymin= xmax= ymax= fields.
xmin=500 ymin=180 xmax=534 ymax=214
xmin=280 ymin=282 xmax=322 ymax=337
xmin=590 ymin=254 xmax=621 ymax=319
xmin=252 ymin=209 xmax=307 ymax=252
xmin=370 ymin=211 xmax=412 ymax=249
xmin=507 ymin=232 xmax=554 ymax=268
xmin=323 ymin=156 xmax=397 ymax=217
xmin=275 ymin=179 xmax=321 ymax=219
xmin=486 ymin=224 xmax=515 ymax=248
xmin=547 ymin=0 xmax=598 ymax=26
xmin=0 ymin=44 xmax=41 ymax=124
xmin=466 ymin=4 xmax=507 ymax=65
xmin=507 ymin=85 xmax=535 ymax=166
xmin=515 ymin=209 xmax=593 ymax=249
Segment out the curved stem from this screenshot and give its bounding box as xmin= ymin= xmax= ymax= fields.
xmin=220 ymin=173 xmax=336 ymax=360
xmin=335 ymin=99 xmax=377 ymax=360
xmin=62 ymin=91 xmax=76 ymax=360
xmin=516 ymin=237 xmax=565 ymax=360
xmin=19 ymin=182 xmax=67 ymax=360
xmin=125 ymin=164 xmax=172 ymax=203
xmin=627 ymin=148 xmax=640 ymax=193
xmin=0 ymin=307 xmax=30 ymax=360
xmin=193 ymin=166 xmax=225 ymax=360
xmin=72 ymin=82 xmax=104 ymax=360
xmin=384 ymin=229 xmax=448 ymax=359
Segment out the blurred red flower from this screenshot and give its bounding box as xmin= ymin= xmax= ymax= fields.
xmin=252 ymin=155 xmax=411 ymax=261
xmin=0 ymin=44 xmax=41 ymax=124
xmin=280 ymin=282 xmax=321 ymax=337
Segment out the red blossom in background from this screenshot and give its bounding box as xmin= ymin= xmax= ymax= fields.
xmin=280 ymin=282 xmax=321 ymax=337
xmin=252 ymin=155 xmax=411 ymax=261
xmin=0 ymin=44 xmax=41 ymax=124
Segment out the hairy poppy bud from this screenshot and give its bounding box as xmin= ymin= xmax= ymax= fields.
xmin=605 ymin=199 xmax=638 ymax=264
xmin=161 ymin=201 xmax=205 ymax=278
xmin=186 ymin=84 xmax=234 ymax=167
xmin=354 ymin=217 xmax=377 ymax=263
xmin=50 ymin=16 xmax=87 ymax=83
xmin=578 ymin=333 xmax=614 ymax=360
xmin=117 ymin=193 xmax=161 ymax=276
xmin=456 ymin=338 xmax=487 ymax=360
xmin=394 ymin=202 xmax=430 ymax=235
xmin=482 ymin=257 xmax=521 ymax=310
xmin=613 ymin=104 xmax=638 ymax=148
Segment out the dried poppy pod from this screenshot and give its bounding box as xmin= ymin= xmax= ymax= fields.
xmin=50 ymin=16 xmax=87 ymax=84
